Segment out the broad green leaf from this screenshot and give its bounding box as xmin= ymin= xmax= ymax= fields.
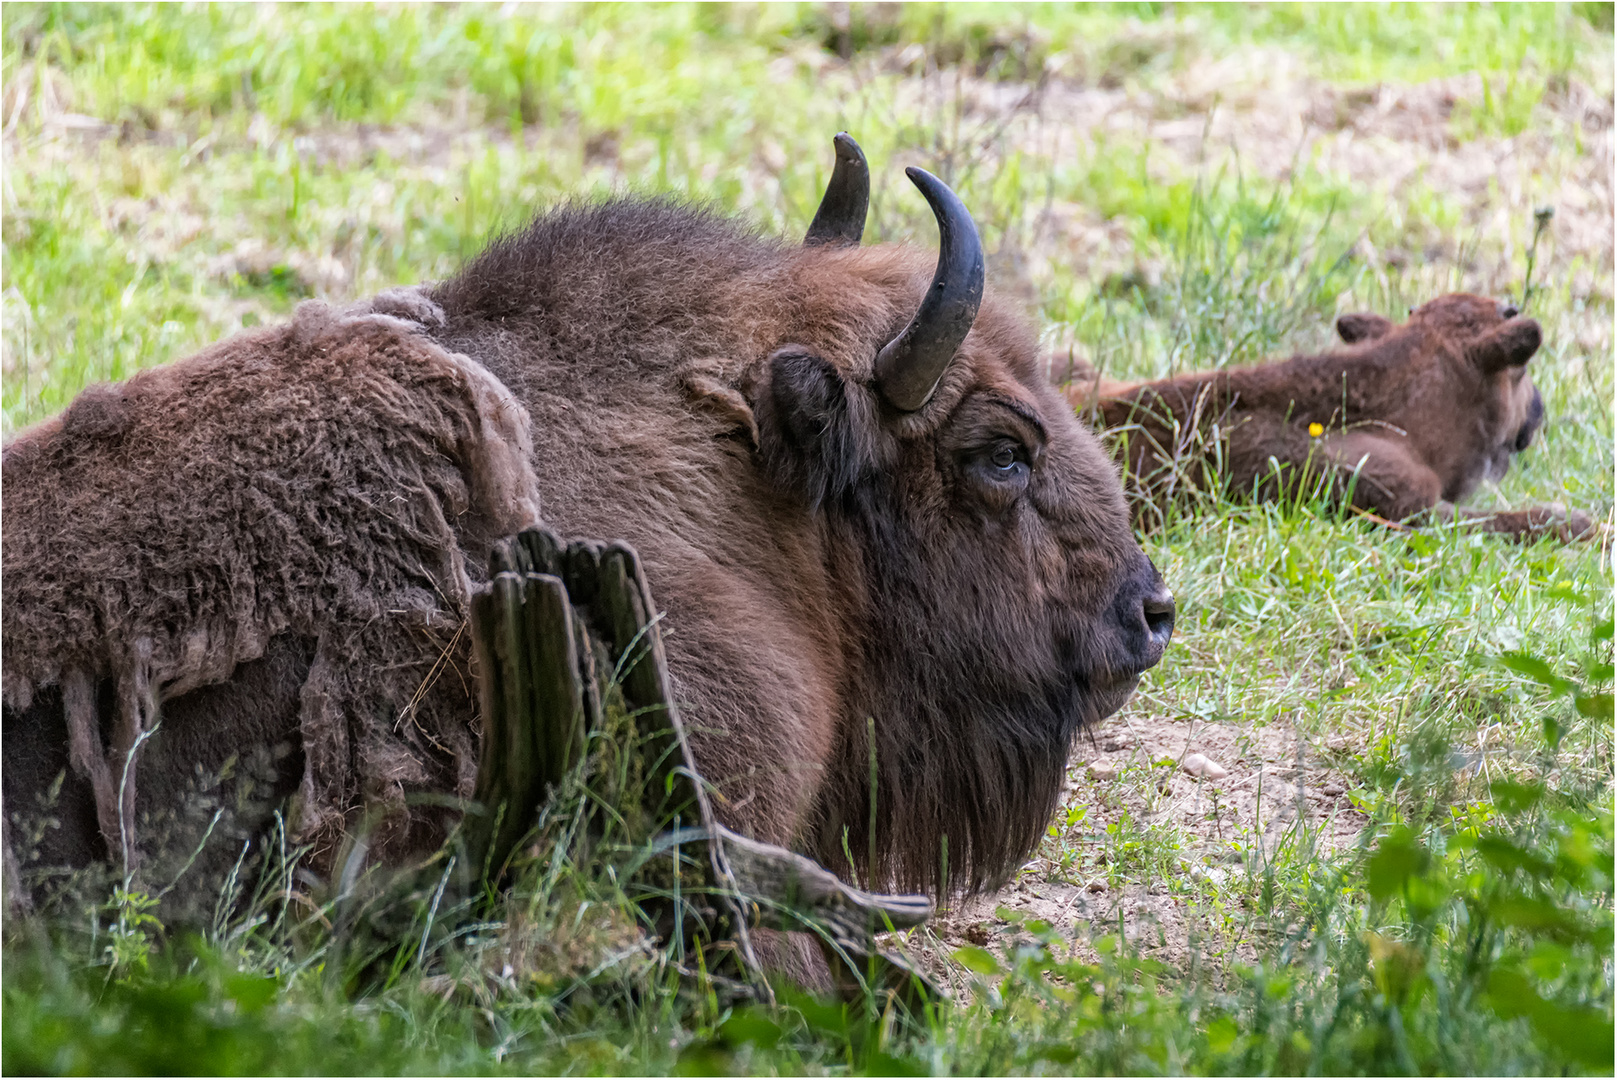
xmin=1487 ymin=780 xmax=1544 ymax=815
xmin=952 ymin=946 xmax=1003 ymax=977
xmin=1499 ymin=651 xmax=1573 ymax=694
xmin=719 ymin=1009 xmax=782 ymax=1050
xmin=1574 ymin=691 xmax=1613 ymax=719
xmin=1365 ymin=828 xmax=1429 ymax=902
xmin=1205 ymin=1014 xmax=1239 ymax=1054
xmin=1475 ymin=835 xmax=1555 ymax=878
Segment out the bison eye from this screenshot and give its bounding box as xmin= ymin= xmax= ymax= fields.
xmin=974 ymin=440 xmax=1029 ymax=485
xmin=963 ymin=440 xmax=1032 ymax=506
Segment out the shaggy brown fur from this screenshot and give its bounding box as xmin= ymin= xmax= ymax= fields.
xmin=427 ymin=198 xmax=1168 ymax=895
xmin=6 ymin=197 xmax=1169 ymax=905
xmin=1066 ymin=294 xmax=1596 ymax=541
xmin=3 ymin=290 xmax=541 ymax=881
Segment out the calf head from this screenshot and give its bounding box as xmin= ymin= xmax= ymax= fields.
xmin=1336 ymin=292 xmax=1544 ymax=504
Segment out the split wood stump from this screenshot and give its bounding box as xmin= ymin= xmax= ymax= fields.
xmin=466 ymin=527 xmax=939 ymax=1000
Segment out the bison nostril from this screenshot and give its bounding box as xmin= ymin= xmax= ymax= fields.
xmin=1142 ymin=588 xmax=1176 ymax=647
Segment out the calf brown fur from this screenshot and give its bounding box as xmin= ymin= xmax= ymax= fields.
xmin=1066 ymin=294 xmax=1596 ymax=541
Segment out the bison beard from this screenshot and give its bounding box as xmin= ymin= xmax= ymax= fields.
xmin=5 ymin=163 xmax=1171 ymax=907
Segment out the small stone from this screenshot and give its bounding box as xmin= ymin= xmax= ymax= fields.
xmin=1088 ymin=759 xmax=1117 ymax=781
xmin=1181 ymin=752 xmax=1229 ymax=779
xmin=1086 ymin=879 xmax=1106 ymax=893
xmin=1322 ymin=782 xmax=1346 ymax=797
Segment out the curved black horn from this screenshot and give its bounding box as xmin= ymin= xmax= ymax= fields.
xmin=804 ymin=132 xmax=869 ymax=246
xmin=874 ymin=167 xmax=985 ymax=411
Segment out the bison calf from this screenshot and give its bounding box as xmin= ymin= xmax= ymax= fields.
xmin=1066 ymin=293 xmax=1596 ymax=542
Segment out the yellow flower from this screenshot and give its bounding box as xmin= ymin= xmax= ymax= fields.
xmin=1308 ymin=422 xmax=1324 ymax=438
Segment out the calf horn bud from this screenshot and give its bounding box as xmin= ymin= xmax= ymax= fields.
xmin=804 ymin=133 xmax=869 ymax=247
xmin=875 ymin=168 xmax=985 ymax=411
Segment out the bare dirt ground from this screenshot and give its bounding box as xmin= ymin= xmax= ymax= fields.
xmin=897 ymin=707 xmax=1369 ymax=996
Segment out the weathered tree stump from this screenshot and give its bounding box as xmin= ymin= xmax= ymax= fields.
xmin=467 ymin=527 xmax=939 ymax=1001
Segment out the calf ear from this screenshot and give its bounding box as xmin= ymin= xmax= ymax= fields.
xmin=1335 ymin=312 xmax=1394 ymax=344
xmin=751 ymin=346 xmax=875 ymax=511
xmin=1467 ymin=318 xmax=1542 ymax=374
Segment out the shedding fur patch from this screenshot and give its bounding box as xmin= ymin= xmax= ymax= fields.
xmin=3 ymin=296 xmax=541 ymax=865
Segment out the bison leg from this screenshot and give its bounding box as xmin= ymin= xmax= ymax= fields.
xmin=60 ymin=670 xmax=122 ymax=864
xmin=1316 ymin=431 xmax=1445 ymax=522
xmin=107 ymin=638 xmax=161 ymax=871
xmin=1323 ymin=433 xmax=1601 ymax=543
xmin=1436 ymin=502 xmax=1602 ymax=544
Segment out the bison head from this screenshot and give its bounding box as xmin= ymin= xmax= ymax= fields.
xmin=1338 ymin=292 xmax=1544 ymax=502
xmin=425 ymin=137 xmax=1173 ymax=897
xmin=742 ymin=139 xmax=1174 ymax=892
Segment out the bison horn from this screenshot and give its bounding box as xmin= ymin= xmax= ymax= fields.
xmin=804 ymin=133 xmax=869 ymax=246
xmin=874 ymin=167 xmax=985 ymax=411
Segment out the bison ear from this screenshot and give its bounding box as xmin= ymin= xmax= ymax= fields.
xmin=751 ymin=346 xmax=873 ymax=510
xmin=1467 ymin=318 xmax=1542 ymax=374
xmin=1335 ymin=312 xmax=1394 ymax=344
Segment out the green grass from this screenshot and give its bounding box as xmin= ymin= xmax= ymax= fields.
xmin=3 ymin=3 xmax=1612 ymax=1075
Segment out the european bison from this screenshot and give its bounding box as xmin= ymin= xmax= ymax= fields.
xmin=1066 ymin=294 xmax=1596 ymax=541
xmin=3 ymin=136 xmax=1173 ymax=915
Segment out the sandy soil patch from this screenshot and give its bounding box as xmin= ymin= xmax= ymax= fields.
xmin=898 ymin=706 xmax=1368 ymax=995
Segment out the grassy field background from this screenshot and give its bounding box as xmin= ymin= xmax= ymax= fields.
xmin=2 ymin=3 xmax=1612 ymax=1075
